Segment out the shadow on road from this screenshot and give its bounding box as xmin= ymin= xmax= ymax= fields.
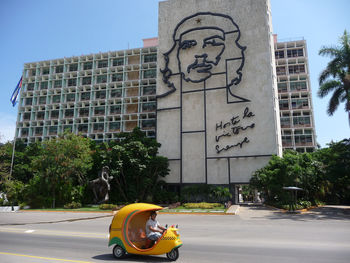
xmin=241 ymin=205 xmax=350 ymax=221
xmin=92 ymin=253 xmax=170 ymax=262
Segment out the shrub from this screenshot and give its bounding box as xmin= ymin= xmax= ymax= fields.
xmin=183 ymin=202 xmax=222 ymax=209
xmin=99 ymin=203 xmax=118 ymax=210
xmin=64 ymin=201 xmax=82 ymax=209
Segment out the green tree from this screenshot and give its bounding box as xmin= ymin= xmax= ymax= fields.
xmin=101 ymin=128 xmax=169 ymax=202
xmin=31 ymin=132 xmax=93 ymax=208
xmin=318 ymin=30 xmax=350 ymax=125
xmin=314 ymin=139 xmax=350 ymax=204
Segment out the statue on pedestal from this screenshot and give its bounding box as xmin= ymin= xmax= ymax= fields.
xmin=89 ymin=166 xmax=113 ymax=204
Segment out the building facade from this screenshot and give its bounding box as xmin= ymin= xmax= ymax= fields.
xmin=15 ymin=37 xmax=317 ymax=154
xmin=274 ymin=36 xmax=317 ymax=152
xmin=16 ymin=46 xmax=157 ymax=144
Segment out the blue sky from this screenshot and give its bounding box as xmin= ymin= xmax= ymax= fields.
xmin=0 ymin=0 xmax=349 ymax=147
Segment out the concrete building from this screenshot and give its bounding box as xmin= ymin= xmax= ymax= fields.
xmin=274 ymin=35 xmax=317 ymax=152
xmin=16 ymin=45 xmax=157 ymax=144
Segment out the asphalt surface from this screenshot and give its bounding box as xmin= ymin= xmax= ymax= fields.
xmin=0 ymin=205 xmax=349 ymax=263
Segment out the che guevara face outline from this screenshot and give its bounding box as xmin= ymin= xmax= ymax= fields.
xmin=177 ymin=27 xmax=226 ymax=83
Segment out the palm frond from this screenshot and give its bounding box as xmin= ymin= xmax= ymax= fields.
xmin=318 ymin=80 xmax=342 ymax=98
xmin=327 ymin=87 xmax=344 ymax=115
xmin=319 ymin=46 xmax=341 ymax=57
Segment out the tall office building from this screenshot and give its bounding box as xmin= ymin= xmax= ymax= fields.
xmin=15 ymin=37 xmax=317 ymax=153
xmin=16 ymin=42 xmax=157 ymax=144
xmin=274 ymin=35 xmax=317 ymax=152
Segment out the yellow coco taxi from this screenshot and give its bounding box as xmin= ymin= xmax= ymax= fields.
xmin=108 ymin=203 xmax=182 ymax=261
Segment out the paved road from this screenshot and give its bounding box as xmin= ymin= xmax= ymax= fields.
xmin=0 ymin=206 xmax=349 ymax=263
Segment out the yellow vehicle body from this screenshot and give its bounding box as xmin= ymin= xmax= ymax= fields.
xmin=108 ymin=203 xmax=182 ymax=260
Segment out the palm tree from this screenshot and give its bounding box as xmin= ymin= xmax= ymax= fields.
xmin=318 ymin=30 xmax=350 ymax=126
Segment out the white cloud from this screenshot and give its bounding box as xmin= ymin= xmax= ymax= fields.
xmin=0 ymin=113 xmax=16 ymax=143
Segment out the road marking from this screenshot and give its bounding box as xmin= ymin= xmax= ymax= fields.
xmin=25 ymin=229 xmax=35 ymax=233
xmin=0 ymin=252 xmax=93 ymax=262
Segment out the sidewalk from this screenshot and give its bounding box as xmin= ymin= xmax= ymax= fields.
xmin=0 ymin=211 xmax=113 ymax=226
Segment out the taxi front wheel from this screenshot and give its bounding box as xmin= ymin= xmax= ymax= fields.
xmin=166 ymin=248 xmax=179 ymax=261
xmin=113 ymin=245 xmax=126 ymax=259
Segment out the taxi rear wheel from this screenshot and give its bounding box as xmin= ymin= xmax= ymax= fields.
xmin=166 ymin=248 xmax=179 ymax=261
xmin=113 ymin=245 xmax=126 ymax=259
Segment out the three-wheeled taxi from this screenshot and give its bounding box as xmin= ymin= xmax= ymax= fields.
xmin=108 ymin=203 xmax=182 ymax=261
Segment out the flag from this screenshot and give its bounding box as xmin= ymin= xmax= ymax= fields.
xmin=10 ymin=76 xmax=22 ymax=107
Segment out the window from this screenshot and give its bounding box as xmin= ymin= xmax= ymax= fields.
xmin=79 ymin=108 xmax=89 ymax=117
xmin=143 ymin=69 xmax=156 ymax=79
xmin=81 ymin=92 xmax=90 ymax=101
xmin=96 ymin=75 xmax=107 ymax=84
xmin=142 ymin=102 xmax=156 ymax=111
xmin=279 ymin=99 xmax=289 ymax=110
xmin=78 ymin=124 xmax=88 ymax=133
xmin=27 ymin=83 xmax=35 ymax=91
xmin=280 ymin=117 xmax=290 ymax=127
xmin=25 ymin=98 xmax=33 ymax=106
xmin=42 ymin=67 xmax=50 ymax=75
xmin=68 ymin=78 xmax=77 ymax=86
xmin=69 ymin=64 xmax=78 ymax=72
xmin=93 ymin=123 xmax=104 ymax=132
xmin=276 ymin=66 xmax=286 ymax=75
xmin=37 ymin=111 xmax=45 ymax=120
xmin=277 ymin=83 xmax=287 ymax=93
xmin=290 ymin=81 xmax=307 ymax=91
xmin=67 ymin=94 xmax=75 ymax=102
xmin=39 ymin=96 xmax=46 ymax=104
xmin=54 ymin=80 xmax=62 ymax=88
xmin=109 ymin=122 xmax=120 ymax=131
xmin=51 ymin=110 xmax=59 ymax=118
xmin=41 ymin=81 xmax=48 ymax=90
xmin=275 ymin=50 xmax=284 ymax=59
xmin=291 ymin=98 xmax=308 ymax=109
xmin=110 ymin=105 xmax=121 ymax=114
xmin=287 ymin=48 xmax=303 ymax=58
xmin=65 ymin=109 xmax=74 ymax=118
xmin=113 ymin=58 xmax=124 ymax=66
xmin=83 ymin=62 xmax=92 ymax=70
xmin=144 ymin=54 xmax=157 ymax=63
xmin=142 ymin=119 xmax=155 ymax=128
xmin=52 ymin=95 xmax=61 ymax=103
xmin=112 ymin=73 xmax=123 ymax=82
xmin=96 ymin=91 xmax=106 ymax=99
xmin=21 ymin=128 xmax=29 ymax=136
xmin=31 ymin=69 xmax=36 ymax=76
xmin=49 ymin=126 xmax=58 ymax=135
xmin=143 ymin=86 xmax=156 ymax=95
xmin=82 ymin=77 xmax=91 ymax=85
xmin=35 ymin=127 xmax=43 ymax=136
xmin=288 ymin=64 xmax=305 ymax=74
xmin=56 ymin=65 xmax=64 ymax=73
xmin=293 ymin=116 xmax=311 ymax=126
xmin=94 ymin=106 xmax=105 ymax=115
xmin=282 ymin=135 xmax=292 ymax=145
xmin=98 ymin=60 xmax=108 ymax=68
xmin=64 ymin=125 xmax=73 ymax=132
xmin=111 ymin=89 xmax=122 ymax=98
xmin=23 ymin=112 xmax=31 ymax=121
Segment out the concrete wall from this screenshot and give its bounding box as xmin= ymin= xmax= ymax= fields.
xmin=157 ymin=0 xmax=282 ymax=185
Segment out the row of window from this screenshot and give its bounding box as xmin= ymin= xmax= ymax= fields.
xmin=25 ymin=54 xmax=157 ymax=76
xmin=275 ymin=48 xmax=304 ymax=59
xmin=276 ymin=64 xmax=305 ymax=75
xmin=22 ymin=86 xmax=156 ymax=106
xmin=21 ymin=102 xmax=157 ymax=120
xmin=278 ymin=81 xmax=307 ymax=93
xmin=279 ymin=98 xmax=309 ymax=110
xmin=24 ymin=70 xmax=156 ymax=91
xmin=20 ymin=119 xmax=156 ymax=137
